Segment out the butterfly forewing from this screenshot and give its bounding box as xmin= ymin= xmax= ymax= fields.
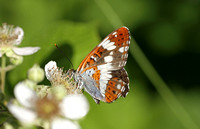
xmin=75 ymin=27 xmax=130 ymax=103
xmin=77 ymin=27 xmax=130 ymax=72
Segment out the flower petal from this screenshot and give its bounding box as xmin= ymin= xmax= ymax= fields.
xmin=52 ymin=118 xmax=80 ymax=129
xmin=61 ymin=94 xmax=89 ymax=120
xmin=13 ymin=27 xmax=24 ymax=45
xmin=7 ymin=104 xmax=37 ymax=124
xmin=14 ymin=82 xmax=37 ymax=108
xmin=13 ymin=47 xmax=40 ymax=56
xmin=45 ymin=61 xmax=58 ymax=81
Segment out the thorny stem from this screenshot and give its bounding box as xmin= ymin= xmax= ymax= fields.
xmin=0 ymin=55 xmax=6 ymax=94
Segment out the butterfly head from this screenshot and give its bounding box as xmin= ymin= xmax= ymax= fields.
xmin=67 ymin=69 xmax=76 ymax=78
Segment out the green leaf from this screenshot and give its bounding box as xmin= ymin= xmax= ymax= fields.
xmin=0 ymin=111 xmax=11 ymax=125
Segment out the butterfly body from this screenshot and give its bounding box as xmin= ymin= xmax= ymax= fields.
xmin=74 ymin=70 xmax=105 ymax=102
xmin=72 ymin=27 xmax=130 ymax=104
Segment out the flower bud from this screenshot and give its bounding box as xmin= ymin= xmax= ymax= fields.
xmin=3 ymin=122 xmax=14 ymax=129
xmin=28 ymin=64 xmax=44 ymax=83
xmin=9 ymin=55 xmax=23 ymax=65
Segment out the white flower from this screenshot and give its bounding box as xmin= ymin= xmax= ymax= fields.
xmin=52 ymin=118 xmax=81 ymax=129
xmin=45 ymin=61 xmax=81 ymax=95
xmin=61 ymin=94 xmax=90 ymax=120
xmin=0 ymin=23 xmax=40 ymax=58
xmin=7 ymin=82 xmax=89 ymax=128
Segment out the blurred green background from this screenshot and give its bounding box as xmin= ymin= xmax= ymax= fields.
xmin=0 ymin=0 xmax=200 ymax=129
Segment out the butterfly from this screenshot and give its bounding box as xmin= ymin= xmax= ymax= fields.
xmin=70 ymin=27 xmax=130 ymax=104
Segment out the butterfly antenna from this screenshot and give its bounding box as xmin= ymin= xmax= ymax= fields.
xmin=54 ymin=43 xmax=74 ymax=69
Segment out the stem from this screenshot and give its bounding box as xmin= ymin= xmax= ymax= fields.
xmin=95 ymin=0 xmax=199 ymax=129
xmin=0 ymin=65 xmax=16 ymax=72
xmin=0 ymin=55 xmax=6 ymax=94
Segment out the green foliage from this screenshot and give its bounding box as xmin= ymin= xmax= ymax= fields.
xmin=0 ymin=112 xmax=10 ymax=125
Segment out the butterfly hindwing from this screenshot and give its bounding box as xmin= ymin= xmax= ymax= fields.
xmin=104 ymin=68 xmax=129 ymax=103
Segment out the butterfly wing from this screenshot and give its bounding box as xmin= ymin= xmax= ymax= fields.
xmin=76 ymin=27 xmax=130 ymax=103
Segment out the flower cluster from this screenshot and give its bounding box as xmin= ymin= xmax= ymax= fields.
xmin=7 ymin=61 xmax=89 ymax=129
xmin=0 ymin=23 xmax=90 ymax=129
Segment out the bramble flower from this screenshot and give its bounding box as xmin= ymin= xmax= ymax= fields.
xmin=0 ymin=23 xmax=40 ymax=64
xmin=7 ymin=61 xmax=89 ymax=129
xmin=45 ymin=61 xmax=82 ymax=95
xmin=8 ymin=82 xmax=89 ymax=129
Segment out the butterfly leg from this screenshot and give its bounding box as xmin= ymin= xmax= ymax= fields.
xmin=93 ymin=98 xmax=100 ymax=104
xmin=77 ymin=80 xmax=84 ymax=89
